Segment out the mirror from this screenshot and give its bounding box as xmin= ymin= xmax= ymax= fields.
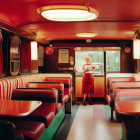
xmin=0 ymin=31 xmax=3 ymax=77
xmin=10 ymin=35 xmax=20 ymax=76
xmin=0 ymin=29 xmax=8 ymax=78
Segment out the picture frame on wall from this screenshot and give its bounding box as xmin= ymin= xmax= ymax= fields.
xmin=58 ymin=49 xmax=69 ymax=64
xmin=38 ymin=45 xmax=44 ymax=66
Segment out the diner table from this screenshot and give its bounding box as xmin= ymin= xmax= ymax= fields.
xmin=115 ymin=100 xmax=140 ymax=137
xmin=0 ymin=100 xmax=42 ymax=117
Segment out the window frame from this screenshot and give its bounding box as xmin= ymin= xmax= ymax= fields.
xmin=75 ymin=48 xmax=121 ymax=76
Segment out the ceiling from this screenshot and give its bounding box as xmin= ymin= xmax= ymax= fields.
xmin=1 ymin=0 xmax=140 ymax=43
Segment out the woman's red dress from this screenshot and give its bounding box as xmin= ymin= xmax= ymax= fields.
xmin=82 ymin=73 xmax=94 ymax=95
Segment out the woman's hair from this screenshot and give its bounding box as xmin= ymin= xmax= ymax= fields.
xmin=85 ymin=56 xmax=91 ymax=61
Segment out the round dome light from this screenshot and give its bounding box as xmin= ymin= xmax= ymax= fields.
xmin=37 ymin=5 xmax=99 ymax=21
xmin=76 ymin=33 xmax=98 ymax=37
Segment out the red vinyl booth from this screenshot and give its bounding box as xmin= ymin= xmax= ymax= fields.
xmin=106 ymin=81 xmax=140 ymax=119
xmin=44 ymin=77 xmax=73 ymax=103
xmin=11 ymin=88 xmax=58 ymax=128
xmin=106 ymin=77 xmax=135 ymax=95
xmin=114 ymin=87 xmax=140 ymax=140
xmin=26 ymin=82 xmax=64 ymax=112
xmin=114 ymin=87 xmax=140 ymax=122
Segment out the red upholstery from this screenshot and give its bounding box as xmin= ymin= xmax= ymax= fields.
xmin=106 ymin=77 xmax=135 ymax=95
xmin=106 ymin=95 xmax=111 ymax=107
xmin=0 ymin=74 xmax=46 ymax=100
xmin=0 ymin=120 xmax=24 ymax=140
xmin=12 ymin=88 xmax=58 ymax=127
xmin=44 ymin=77 xmax=72 ymax=103
xmin=30 ymin=103 xmax=55 ymax=127
xmin=114 ymin=88 xmax=140 ymax=121
xmin=107 ymin=81 xmax=140 ymax=119
xmin=14 ymin=121 xmax=45 ymax=140
xmin=63 ymin=95 xmax=69 ymax=104
xmin=108 ymin=81 xmax=140 ymax=108
xmin=26 ymin=82 xmax=64 ymax=106
xmin=115 ymin=88 xmax=140 ymax=99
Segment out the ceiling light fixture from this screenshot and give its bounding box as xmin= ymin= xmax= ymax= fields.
xmin=37 ymin=4 xmax=99 ymax=21
xmin=76 ymin=33 xmax=98 ymax=37
xmin=133 ymin=39 xmax=140 ymax=59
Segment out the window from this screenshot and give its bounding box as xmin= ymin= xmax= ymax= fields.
xmin=75 ymin=48 xmax=120 ymax=76
xmin=106 ymin=51 xmax=120 ymax=72
xmin=75 ymin=51 xmax=104 ymax=76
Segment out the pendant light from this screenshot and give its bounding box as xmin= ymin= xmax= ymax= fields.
xmin=37 ymin=1 xmax=99 ymax=21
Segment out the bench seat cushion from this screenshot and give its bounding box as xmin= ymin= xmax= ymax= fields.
xmin=106 ymin=94 xmax=113 ymax=107
xmin=29 ymin=103 xmax=55 ymax=128
xmin=63 ymin=95 xmax=69 ymax=103
xmin=69 ymin=87 xmax=73 ymax=95
xmin=14 ymin=121 xmax=45 ymax=140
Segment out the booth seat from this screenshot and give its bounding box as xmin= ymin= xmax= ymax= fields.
xmin=12 ymin=88 xmax=58 ymax=128
xmin=0 ymin=120 xmax=24 ymax=140
xmin=114 ymin=87 xmax=140 ymax=122
xmin=44 ymin=77 xmax=73 ymax=113
xmin=106 ymin=81 xmax=140 ymax=119
xmin=11 ymin=88 xmax=65 ymax=140
xmin=0 ymin=73 xmax=65 ymax=140
xmin=26 ymin=82 xmax=64 ymax=112
xmin=14 ymin=121 xmax=45 ymax=140
xmin=0 ymin=120 xmax=45 ymax=140
xmin=106 ymin=77 xmax=135 ymax=95
xmin=44 ymin=77 xmax=73 ymax=102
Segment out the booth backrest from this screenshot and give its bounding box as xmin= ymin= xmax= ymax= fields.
xmin=114 ymin=87 xmax=140 ymax=122
xmin=26 ymin=82 xmax=64 ymax=105
xmin=107 ymin=77 xmax=135 ymax=88
xmin=109 ymin=81 xmax=140 ymax=95
xmin=0 ymin=74 xmax=45 ymax=100
xmin=44 ymin=77 xmax=71 ymax=97
xmin=0 ymin=120 xmax=21 ymax=140
xmin=115 ymin=87 xmax=140 ymax=101
xmin=12 ymin=88 xmax=58 ymax=113
xmin=106 ymin=77 xmax=135 ymax=95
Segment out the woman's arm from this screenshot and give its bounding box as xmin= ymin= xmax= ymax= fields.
xmin=82 ymin=64 xmax=87 ymax=73
xmin=92 ymin=65 xmax=100 ymax=69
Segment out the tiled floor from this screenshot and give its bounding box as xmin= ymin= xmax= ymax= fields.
xmin=53 ymin=103 xmax=122 ymax=140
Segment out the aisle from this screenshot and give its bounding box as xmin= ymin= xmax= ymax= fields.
xmin=66 ymin=104 xmax=121 ymax=140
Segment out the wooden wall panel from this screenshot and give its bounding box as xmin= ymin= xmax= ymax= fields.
xmin=121 ymin=46 xmax=136 ymax=73
xmin=75 ymin=76 xmax=105 ymax=98
xmin=137 ymin=59 xmax=140 ymax=72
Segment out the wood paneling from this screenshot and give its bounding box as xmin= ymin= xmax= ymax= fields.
xmin=121 ymin=43 xmax=136 ymax=73
xmin=137 ymin=59 xmax=140 ymax=72
xmin=75 ymin=76 xmax=105 ymax=98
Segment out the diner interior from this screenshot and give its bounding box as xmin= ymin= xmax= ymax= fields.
xmin=0 ymin=0 xmax=140 ymax=140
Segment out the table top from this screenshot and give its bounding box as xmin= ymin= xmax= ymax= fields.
xmin=0 ymin=100 xmax=42 ymax=117
xmin=115 ymin=100 xmax=140 ymax=116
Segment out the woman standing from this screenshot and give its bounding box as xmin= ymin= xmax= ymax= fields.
xmin=82 ymin=56 xmax=99 ymax=106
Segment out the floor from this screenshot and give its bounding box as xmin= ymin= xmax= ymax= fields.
xmin=53 ymin=103 xmax=122 ymax=140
